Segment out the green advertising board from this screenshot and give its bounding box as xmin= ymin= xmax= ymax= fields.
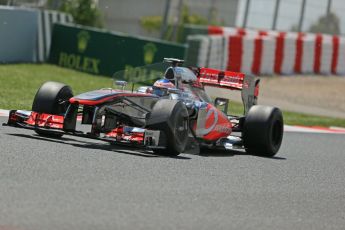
xmin=49 ymin=23 xmax=186 ymax=76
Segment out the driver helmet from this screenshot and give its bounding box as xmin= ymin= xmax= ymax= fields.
xmin=152 ymin=79 xmax=175 ymax=96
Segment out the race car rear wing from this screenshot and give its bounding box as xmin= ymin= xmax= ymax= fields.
xmin=197 ymin=68 xmax=245 ymax=90
xmin=196 ymin=67 xmax=260 ymax=115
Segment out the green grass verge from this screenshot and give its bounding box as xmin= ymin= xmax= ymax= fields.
xmin=1 ymin=63 xmax=345 ymax=128
xmin=228 ymin=102 xmax=345 ymax=128
xmin=281 ymin=111 xmax=345 ymax=128
xmin=0 ymin=64 xmax=113 ymax=110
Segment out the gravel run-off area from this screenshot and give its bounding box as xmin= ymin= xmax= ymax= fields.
xmin=206 ymin=76 xmax=345 ymax=119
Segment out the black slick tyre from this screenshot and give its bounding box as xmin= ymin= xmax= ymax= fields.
xmin=147 ymin=99 xmax=189 ymax=156
xmin=242 ymin=105 xmax=284 ymax=157
xmin=32 ymin=81 xmax=73 ymax=138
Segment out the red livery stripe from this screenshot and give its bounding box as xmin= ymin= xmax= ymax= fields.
xmin=69 ymin=93 xmax=155 ymax=106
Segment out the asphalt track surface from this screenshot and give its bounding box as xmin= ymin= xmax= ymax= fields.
xmin=1 ymin=116 xmax=345 ymax=230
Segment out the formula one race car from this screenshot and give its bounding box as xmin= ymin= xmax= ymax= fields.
xmin=4 ymin=58 xmax=284 ymax=157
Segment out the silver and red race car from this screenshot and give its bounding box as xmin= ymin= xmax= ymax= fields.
xmin=4 ymin=58 xmax=284 ymax=157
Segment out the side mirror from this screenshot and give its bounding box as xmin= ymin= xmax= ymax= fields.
xmin=215 ymin=97 xmax=229 ymax=114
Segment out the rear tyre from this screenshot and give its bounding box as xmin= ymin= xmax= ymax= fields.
xmin=147 ymin=99 xmax=189 ymax=156
xmin=242 ymin=105 xmax=283 ymax=157
xmin=32 ymin=81 xmax=73 ymax=138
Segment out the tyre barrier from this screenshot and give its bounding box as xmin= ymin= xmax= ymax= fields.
xmin=185 ymin=25 xmax=345 ymax=75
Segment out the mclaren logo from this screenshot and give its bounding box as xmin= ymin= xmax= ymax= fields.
xmin=197 ymin=107 xmax=219 ymax=136
xmin=77 ymin=31 xmax=90 ymax=53
xmin=143 ymin=43 xmax=157 ymax=64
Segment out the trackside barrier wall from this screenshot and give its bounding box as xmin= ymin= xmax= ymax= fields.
xmin=0 ymin=6 xmax=37 ymax=63
xmin=37 ymin=10 xmax=74 ymax=61
xmin=184 ymin=24 xmax=345 ymax=75
xmin=48 ymin=24 xmax=186 ymax=76
xmin=0 ymin=6 xmax=73 ymax=63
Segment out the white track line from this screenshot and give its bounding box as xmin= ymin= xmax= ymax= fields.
xmin=1 ymin=109 xmax=344 ymax=134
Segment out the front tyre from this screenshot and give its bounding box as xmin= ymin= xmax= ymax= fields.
xmin=32 ymin=81 xmax=73 ymax=138
xmin=147 ymin=99 xmax=189 ymax=156
xmin=242 ymin=105 xmax=284 ymax=157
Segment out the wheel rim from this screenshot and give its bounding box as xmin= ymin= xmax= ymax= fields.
xmin=56 ymin=87 xmax=73 ymax=115
xmin=175 ymin=116 xmax=188 ymax=142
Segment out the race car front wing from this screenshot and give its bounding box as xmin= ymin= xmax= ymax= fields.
xmin=3 ymin=109 xmax=166 ymax=151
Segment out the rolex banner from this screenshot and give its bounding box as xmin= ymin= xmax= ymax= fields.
xmin=49 ymin=23 xmax=186 ymax=76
